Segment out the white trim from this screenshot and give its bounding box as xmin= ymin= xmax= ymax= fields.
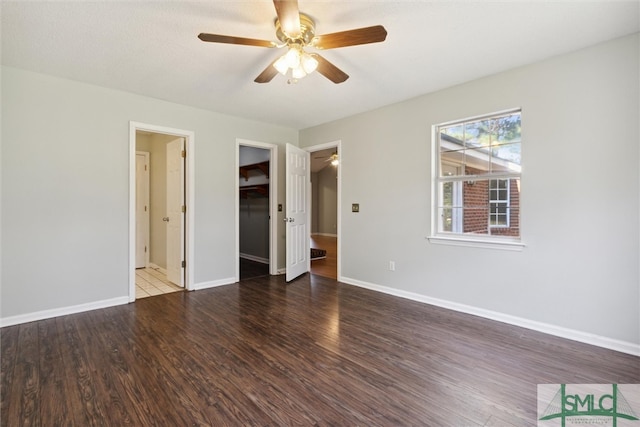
xmin=129 ymin=122 xmax=195 ymax=302
xmin=192 ymin=278 xmax=236 ymax=291
xmin=276 ymin=268 xmax=286 ymax=275
xmin=305 ymin=140 xmax=342 ymax=280
xmin=340 ymin=276 xmax=640 ymax=356
xmin=437 ymin=107 xmax=522 ymax=128
xmin=236 ymin=139 xmax=279 ymax=280
xmin=0 ymin=297 xmax=129 ymax=328
xmin=240 ymin=253 xmax=269 ymax=264
xmin=428 ymin=235 xmax=525 ymax=251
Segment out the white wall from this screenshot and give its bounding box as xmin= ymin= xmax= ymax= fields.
xmin=316 ymin=166 xmax=338 ymax=236
xmin=1 ymin=66 xmax=297 ymax=320
xmin=300 ymin=34 xmax=640 ymax=349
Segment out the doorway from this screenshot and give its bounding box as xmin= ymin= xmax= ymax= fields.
xmin=129 ymin=122 xmax=195 ymax=302
xmin=307 ymin=141 xmax=341 ymax=280
xmin=236 ymin=139 xmax=278 ymax=281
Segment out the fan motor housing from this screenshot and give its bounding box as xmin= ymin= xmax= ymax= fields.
xmin=275 ymin=13 xmax=316 ymax=45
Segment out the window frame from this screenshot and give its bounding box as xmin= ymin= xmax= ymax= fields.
xmin=429 ymin=109 xmax=524 ymax=251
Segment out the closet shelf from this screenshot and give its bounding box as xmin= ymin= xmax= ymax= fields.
xmin=239 ymin=184 xmax=269 ymax=199
xmin=239 ymin=161 xmax=269 ymax=181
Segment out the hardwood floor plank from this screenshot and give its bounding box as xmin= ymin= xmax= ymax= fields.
xmin=0 ymin=324 xmax=19 ymax=425
xmin=7 ymin=323 xmax=41 ymax=426
xmin=2 ymin=274 xmax=638 ymax=426
xmin=310 ymin=234 xmax=337 ymax=279
xmin=38 ymin=318 xmax=78 ymax=426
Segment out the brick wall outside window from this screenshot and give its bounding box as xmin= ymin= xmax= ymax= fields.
xmin=462 ymin=167 xmax=520 ymax=237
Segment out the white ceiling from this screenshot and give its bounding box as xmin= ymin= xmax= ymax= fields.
xmin=2 ymin=1 xmax=638 ymax=130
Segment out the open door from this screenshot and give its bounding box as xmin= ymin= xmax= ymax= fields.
xmin=166 ymin=137 xmax=185 ymax=287
xmin=285 ymin=143 xmax=310 ymax=282
xmin=135 ymin=152 xmax=150 ymax=269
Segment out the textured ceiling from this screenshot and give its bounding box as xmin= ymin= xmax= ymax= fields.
xmin=2 ymin=1 xmax=638 ymax=130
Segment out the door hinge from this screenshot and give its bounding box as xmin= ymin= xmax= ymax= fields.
xmin=181 ymin=260 xmax=186 ymax=268
xmin=144 ymin=205 xmax=147 ymax=212
xmin=145 ymin=246 xmax=147 ymax=253
xmin=181 ymin=205 xmax=186 ymax=213
xmin=181 ymin=150 xmax=186 ymax=158
xmin=144 ymin=165 xmax=147 ymax=171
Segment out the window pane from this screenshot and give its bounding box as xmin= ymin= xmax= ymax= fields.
xmin=440 ymin=127 xmax=465 ymax=176
xmin=440 ymin=124 xmax=464 ymax=141
xmin=490 ymin=112 xmax=521 ymax=171
xmin=465 ymin=119 xmax=492 ymax=149
xmin=462 ymin=206 xmax=489 ymax=234
xmin=493 ymin=113 xmax=521 ymax=146
xmin=440 ymin=147 xmax=465 ymax=174
xmin=464 ymin=148 xmax=491 ymax=175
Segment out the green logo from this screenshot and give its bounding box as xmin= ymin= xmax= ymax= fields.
xmin=538 ymin=384 xmax=639 ymax=427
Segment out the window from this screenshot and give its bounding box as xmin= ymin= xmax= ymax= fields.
xmin=489 ymin=179 xmax=510 ymax=228
xmin=431 ymin=110 xmax=522 ymax=247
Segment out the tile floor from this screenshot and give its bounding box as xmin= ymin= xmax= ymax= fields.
xmin=135 ymin=267 xmax=183 ymax=299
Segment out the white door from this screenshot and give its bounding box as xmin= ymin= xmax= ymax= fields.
xmin=285 ymin=144 xmax=310 ymax=281
xmin=135 ymin=152 xmax=150 ymax=268
xmin=166 ymin=138 xmax=185 ymax=286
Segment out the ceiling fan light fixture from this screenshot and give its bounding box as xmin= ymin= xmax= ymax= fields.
xmin=273 ymin=55 xmax=289 ymax=75
xmin=284 ymin=46 xmax=301 ymax=69
xmin=292 ymin=65 xmax=307 ymax=79
xmin=301 ymin=53 xmax=318 ymax=74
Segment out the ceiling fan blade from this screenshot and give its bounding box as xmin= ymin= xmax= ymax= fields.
xmin=314 ymin=54 xmax=349 ymax=84
xmin=314 ymin=25 xmax=387 ymax=49
xmin=273 ymin=0 xmax=301 ymax=38
xmin=198 ymin=33 xmax=276 ymax=48
xmin=254 ymin=60 xmax=280 ymax=83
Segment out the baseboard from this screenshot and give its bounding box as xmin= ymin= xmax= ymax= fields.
xmin=339 ymin=276 xmax=640 ymax=357
xmin=0 ymin=296 xmax=130 ymax=328
xmin=312 ymin=233 xmax=337 ymax=237
xmin=276 ymin=268 xmax=286 ymax=275
xmin=239 ymin=253 xmax=269 ymax=264
xmin=147 ymin=263 xmax=167 ymax=275
xmin=193 ymin=277 xmax=236 ymax=291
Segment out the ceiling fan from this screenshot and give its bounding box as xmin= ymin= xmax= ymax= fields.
xmin=314 ymin=152 xmax=339 ymax=165
xmin=198 ymin=0 xmax=387 ymax=84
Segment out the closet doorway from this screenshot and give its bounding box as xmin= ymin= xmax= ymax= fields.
xmin=236 ymin=139 xmax=278 ymax=281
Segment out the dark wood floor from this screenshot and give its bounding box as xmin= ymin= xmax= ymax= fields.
xmin=2 ymin=274 xmax=638 ymax=426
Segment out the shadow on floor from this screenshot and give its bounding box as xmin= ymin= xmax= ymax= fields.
xmin=239 ymin=258 xmax=270 ymax=281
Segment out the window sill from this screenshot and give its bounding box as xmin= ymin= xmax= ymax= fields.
xmin=428 ymin=235 xmax=525 ymax=251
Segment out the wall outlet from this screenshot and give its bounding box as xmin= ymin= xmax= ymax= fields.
xmin=389 ymin=261 xmax=395 ymax=271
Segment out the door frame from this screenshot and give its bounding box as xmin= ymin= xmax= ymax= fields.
xmin=305 ymin=140 xmax=342 ymax=280
xmin=235 ymin=139 xmax=278 ymax=280
xmin=129 ymin=121 xmax=195 ymax=301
